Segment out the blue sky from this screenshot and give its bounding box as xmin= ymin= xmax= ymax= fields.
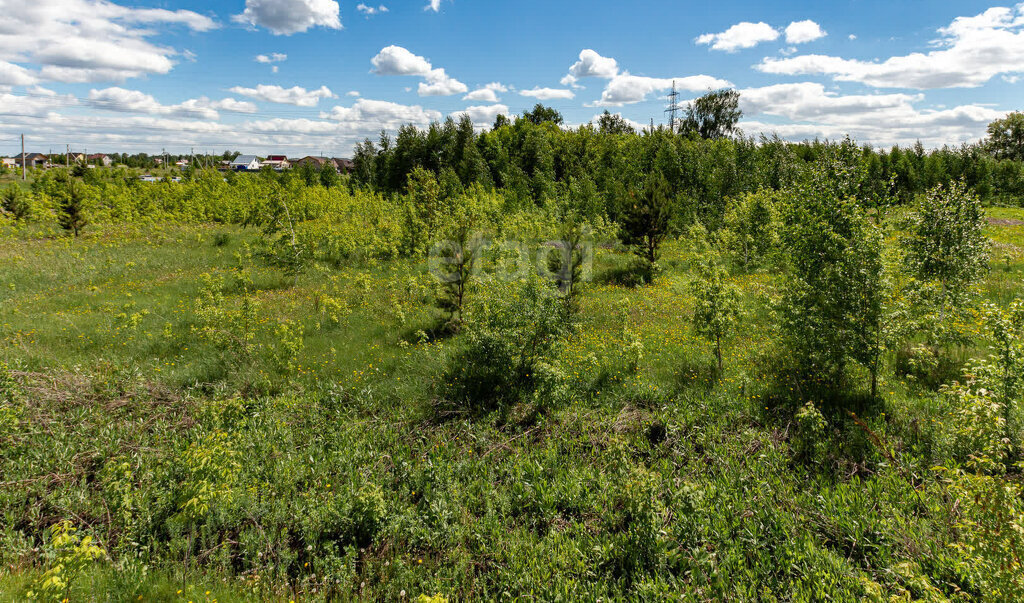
xmin=1 ymin=0 xmax=1022 ymax=156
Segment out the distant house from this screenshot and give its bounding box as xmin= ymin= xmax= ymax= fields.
xmin=332 ymin=158 xmax=354 ymax=173
xmin=230 ymin=155 xmax=261 ymax=171
xmin=293 ymin=156 xmax=332 ymax=170
xmin=1 ymin=157 xmax=15 ymax=168
xmin=175 ymin=159 xmax=190 ymax=168
xmin=88 ymin=153 xmax=112 ymax=167
xmin=262 ymin=155 xmax=290 ymax=170
xmin=15 ymin=152 xmax=48 ymax=168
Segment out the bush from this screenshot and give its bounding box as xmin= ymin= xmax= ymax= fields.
xmin=442 ymin=278 xmax=570 ymax=412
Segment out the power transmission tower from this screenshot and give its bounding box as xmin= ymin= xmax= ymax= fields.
xmin=665 ymin=80 xmax=680 ymax=133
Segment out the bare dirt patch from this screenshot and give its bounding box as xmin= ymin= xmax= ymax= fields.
xmin=987 ymin=217 xmax=1024 ymax=226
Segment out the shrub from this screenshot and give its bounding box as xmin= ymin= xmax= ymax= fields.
xmin=1 ymin=186 xmax=32 ymax=221
xmin=442 ymin=278 xmax=570 ymax=411
xmin=26 ymin=521 xmax=106 ymax=601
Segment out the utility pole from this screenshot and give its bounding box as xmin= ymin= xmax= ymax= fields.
xmin=20 ymin=134 xmax=25 ymax=181
xmin=665 ymin=80 xmax=680 ymax=134
xmin=66 ymin=144 xmax=70 ymax=167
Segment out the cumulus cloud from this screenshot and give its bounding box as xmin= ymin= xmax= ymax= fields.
xmin=738 ymin=81 xmax=1004 ymax=147
xmin=371 ymin=45 xmax=433 ymax=76
xmin=696 ymin=22 xmax=779 ymax=52
xmin=418 ymin=69 xmax=467 ymax=96
xmin=519 ymin=87 xmax=575 ymax=100
xmin=568 ymin=49 xmax=619 ymax=78
xmin=233 ymin=0 xmax=341 ymax=35
xmin=451 ymin=104 xmax=511 ymax=129
xmin=425 ymin=0 xmax=442 ymax=12
xmin=320 ymin=98 xmax=441 ymax=127
xmin=785 ymin=20 xmax=826 ymax=44
xmin=0 ymin=0 xmax=216 ymax=83
xmin=758 ymin=6 xmax=1024 ymax=88
xmin=0 ymin=88 xmax=76 ymax=117
xmin=371 ymin=45 xmax=467 ymax=96
xmin=86 ymin=87 xmax=256 ymax=119
xmin=227 ymin=84 xmax=336 ymax=106
xmin=593 ymin=74 xmax=733 ymax=106
xmin=464 ymin=82 xmax=508 ymax=102
xmin=0 ymin=61 xmax=37 ymax=86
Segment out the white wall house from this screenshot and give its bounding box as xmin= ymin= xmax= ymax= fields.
xmin=230 ymin=155 xmax=262 ymax=171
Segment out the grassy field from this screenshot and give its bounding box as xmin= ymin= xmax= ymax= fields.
xmin=1 ymin=207 xmax=1023 ymax=600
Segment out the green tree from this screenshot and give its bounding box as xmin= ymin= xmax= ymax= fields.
xmin=680 ymin=89 xmax=742 ymax=139
xmin=903 ymin=181 xmax=989 ymax=319
xmin=546 ymin=205 xmax=587 ymax=320
xmin=691 ymin=254 xmax=740 ymax=371
xmin=597 ymin=111 xmax=635 ymax=135
xmin=298 ymin=160 xmax=319 ymax=187
xmin=1 ymin=186 xmax=31 ymax=221
xmin=986 ymin=112 xmax=1024 ymax=162
xmin=522 ymin=104 xmax=564 ymax=126
xmin=720 ymin=189 xmax=780 ymax=271
xmin=432 ymin=192 xmax=483 ymax=327
xmin=403 ymin=167 xmax=445 ymax=257
xmin=319 ymin=160 xmax=340 ymax=188
xmin=58 ymin=179 xmax=88 ymax=237
xmin=618 ymin=174 xmax=674 ymax=280
xmin=779 ymin=154 xmax=884 ymax=391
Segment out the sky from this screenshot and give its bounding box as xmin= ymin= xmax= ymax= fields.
xmin=1 ymin=0 xmax=1022 ymax=156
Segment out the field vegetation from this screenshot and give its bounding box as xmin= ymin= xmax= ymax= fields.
xmin=2 ymin=103 xmax=1024 ymax=600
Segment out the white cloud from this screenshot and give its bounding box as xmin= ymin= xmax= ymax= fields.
xmin=418 ymin=69 xmax=467 ymax=96
xmin=371 ymin=45 xmax=467 ymax=96
xmin=520 ymin=87 xmax=575 ymax=100
xmin=347 ymin=90 xmax=361 ymax=97
xmin=464 ymin=82 xmax=508 ymax=102
xmin=451 ymin=104 xmax=511 ymax=129
xmin=227 ymin=84 xmax=336 ymax=106
xmin=0 ymin=88 xmax=76 ymax=117
xmin=696 ymin=22 xmax=779 ymax=52
xmin=568 ymin=49 xmax=619 ymax=78
xmin=86 ymin=87 xmax=256 ymax=119
xmin=848 ymin=34 xmax=857 ymax=41
xmin=785 ymin=20 xmax=826 ymax=44
xmin=371 ymin=45 xmax=433 ymax=76
xmin=357 ymin=4 xmax=388 ymax=16
xmin=320 ymin=98 xmax=441 ymax=127
xmin=758 ymin=6 xmax=1024 ymax=88
xmin=738 ymin=81 xmax=1005 ymax=147
xmin=739 ymin=82 xmax=922 ymax=121
xmin=0 ymin=0 xmax=216 ymax=83
xmin=210 ymin=98 xmax=259 ymax=113
xmin=425 ymin=0 xmax=442 ymax=12
xmin=0 ymin=61 xmax=37 ymax=86
xmin=593 ymin=73 xmax=733 ymax=106
xmin=233 ymin=0 xmax=341 ymax=35
xmin=255 ymin=53 xmax=288 ymax=64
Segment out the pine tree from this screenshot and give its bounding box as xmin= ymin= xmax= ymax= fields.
xmin=618 ymin=174 xmax=674 ymax=281
xmin=58 ymin=179 xmax=88 ymax=237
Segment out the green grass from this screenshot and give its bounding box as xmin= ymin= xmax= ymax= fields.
xmin=1 ymin=208 xmax=1023 ymax=600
